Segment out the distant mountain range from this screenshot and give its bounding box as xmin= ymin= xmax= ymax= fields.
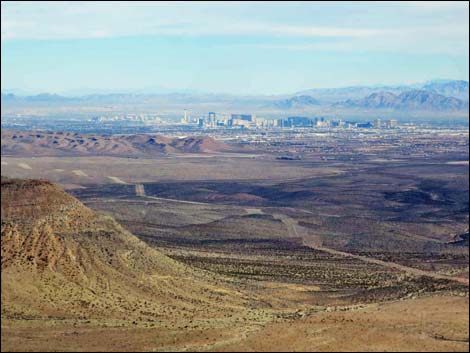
xmin=333 ymin=90 xmax=469 ymax=111
xmin=2 ymin=79 xmax=468 ymax=114
xmin=421 ymin=80 xmax=469 ymax=100
xmin=272 ymin=80 xmax=468 ymax=112
xmin=1 ymin=92 xmax=75 ymax=103
xmin=295 ymin=80 xmax=469 ymax=102
xmin=272 ymin=95 xmax=320 ymax=109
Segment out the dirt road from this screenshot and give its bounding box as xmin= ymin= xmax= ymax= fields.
xmin=100 ymin=189 xmax=470 ymax=286
xmin=275 ymin=214 xmax=469 ymax=286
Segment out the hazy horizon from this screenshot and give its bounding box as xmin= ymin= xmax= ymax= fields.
xmin=2 ymin=78 xmax=469 ymax=98
xmin=2 ymin=1 xmax=469 ymax=95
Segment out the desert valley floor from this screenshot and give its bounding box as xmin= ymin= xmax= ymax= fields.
xmin=1 ymin=129 xmax=469 ymax=351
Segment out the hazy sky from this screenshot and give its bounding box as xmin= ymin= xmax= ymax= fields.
xmin=1 ymin=1 xmax=469 ymax=95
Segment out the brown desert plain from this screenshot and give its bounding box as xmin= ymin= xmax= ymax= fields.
xmin=1 ymin=129 xmax=469 ymax=352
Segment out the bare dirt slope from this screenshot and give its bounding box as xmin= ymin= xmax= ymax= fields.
xmin=0 ymin=177 xmax=262 ymax=323
xmin=218 ymin=295 xmax=469 ymax=352
xmin=2 ymin=295 xmax=467 ymax=352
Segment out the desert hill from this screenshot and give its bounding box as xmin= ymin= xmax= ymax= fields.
xmin=1 ymin=130 xmax=231 ymax=157
xmin=0 ymin=177 xmax=256 ymax=322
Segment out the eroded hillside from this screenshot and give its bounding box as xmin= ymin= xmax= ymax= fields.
xmin=0 ymin=177 xmax=267 ymax=324
xmin=1 ymin=131 xmax=232 ymax=157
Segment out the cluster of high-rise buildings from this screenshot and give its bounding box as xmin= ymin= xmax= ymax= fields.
xmin=185 ymin=111 xmax=398 ymax=130
xmin=192 ymin=112 xmax=258 ymax=128
xmin=274 ymin=117 xmax=398 ymax=129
